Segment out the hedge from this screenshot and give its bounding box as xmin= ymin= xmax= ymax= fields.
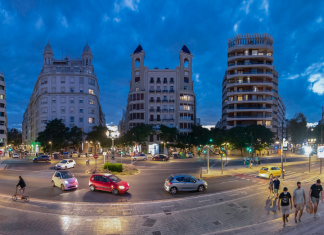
xmin=103 ymin=163 xmax=123 ymax=172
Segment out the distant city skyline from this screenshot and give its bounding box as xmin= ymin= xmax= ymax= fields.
xmin=1 ymin=1 xmax=324 ymax=129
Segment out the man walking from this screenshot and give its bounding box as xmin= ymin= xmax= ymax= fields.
xmin=293 ymin=181 xmax=306 ymax=223
xmin=309 ymin=179 xmax=323 ymax=217
xmin=243 ymin=157 xmax=246 ymax=165
xmin=273 ymin=176 xmax=280 ymax=199
xmin=278 ymin=187 xmax=292 ymax=227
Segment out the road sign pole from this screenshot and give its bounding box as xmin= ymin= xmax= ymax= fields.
xmin=121 ymin=153 xmax=123 ymax=164
xmin=321 ymin=158 xmax=322 ymax=175
xmin=207 ymin=147 xmax=209 ymax=174
xmin=95 ymin=158 xmax=97 ymax=169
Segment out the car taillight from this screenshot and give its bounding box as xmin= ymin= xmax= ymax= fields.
xmin=168 ymin=182 xmax=172 ymax=186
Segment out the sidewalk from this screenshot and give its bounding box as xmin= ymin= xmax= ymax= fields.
xmin=0 ymin=155 xmax=9 ymax=170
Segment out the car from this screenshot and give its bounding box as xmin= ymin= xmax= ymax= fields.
xmin=70 ymin=151 xmax=78 ymax=157
xmin=13 ymin=153 xmax=19 ymax=158
xmin=78 ymin=153 xmax=87 ymax=157
xmin=51 ymin=171 xmax=78 ymax=191
xmin=33 ymin=155 xmax=51 ymax=162
xmin=258 ymin=165 xmax=285 ymax=179
xmin=88 ymin=174 xmax=129 ymax=195
xmin=56 ymin=159 xmax=76 ymax=170
xmin=132 ymin=153 xmax=147 ymax=161
xmin=125 ymin=152 xmax=130 ymax=156
xmin=152 ymin=154 xmax=169 ymax=161
xmin=164 ymin=174 xmax=208 ymax=195
xmin=186 ymin=153 xmax=193 ymax=158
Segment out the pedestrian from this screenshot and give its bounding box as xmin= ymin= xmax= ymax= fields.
xmin=249 ymin=159 xmax=253 ymax=169
xmin=293 ymin=181 xmax=306 ymax=223
xmin=268 ymin=178 xmax=274 ymax=198
xmin=258 ymin=158 xmax=261 ymax=166
xmin=243 ymin=157 xmax=246 ymax=165
xmin=309 ymin=179 xmax=323 ymax=217
xmin=278 ymin=187 xmax=292 ymax=227
xmin=273 ymin=176 xmax=280 ymax=198
xmin=255 ymin=156 xmax=258 ymax=166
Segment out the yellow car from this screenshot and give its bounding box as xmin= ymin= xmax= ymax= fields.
xmin=258 ymin=165 xmax=285 ymax=178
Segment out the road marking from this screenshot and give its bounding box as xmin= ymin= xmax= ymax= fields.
xmin=210 ymin=160 xmax=218 ymax=169
xmin=161 ymin=205 xmax=174 ymax=208
xmin=199 ymin=199 xmax=211 ymax=203
xmin=219 ymin=180 xmax=238 ymax=184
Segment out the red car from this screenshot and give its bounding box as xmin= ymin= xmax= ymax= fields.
xmin=88 ymin=174 xmax=129 ymax=195
xmin=152 ymin=154 xmax=169 ymax=161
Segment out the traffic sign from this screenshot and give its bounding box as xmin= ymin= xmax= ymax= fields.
xmin=0 ymin=151 xmax=3 ymax=154
xmin=103 ymin=152 xmax=107 ymax=156
xmin=130 ymin=152 xmax=134 ymax=157
xmin=94 ymin=154 xmax=98 ymax=159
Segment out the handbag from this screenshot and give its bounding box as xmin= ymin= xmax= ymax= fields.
xmin=306 ymin=201 xmax=313 ymax=214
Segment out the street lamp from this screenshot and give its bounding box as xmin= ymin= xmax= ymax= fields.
xmin=49 ymin=141 xmax=52 ymax=159
xmin=106 ymin=128 xmax=120 ymax=164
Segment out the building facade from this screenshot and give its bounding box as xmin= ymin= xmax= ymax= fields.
xmin=220 ymin=34 xmax=285 ymax=137
xmin=119 ymin=44 xmax=197 ymax=151
xmin=0 ymin=72 xmax=7 ymax=150
xmin=22 ymin=42 xmax=106 ymax=152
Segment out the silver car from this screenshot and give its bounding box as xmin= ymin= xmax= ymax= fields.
xmin=164 ymin=174 xmax=208 ymax=195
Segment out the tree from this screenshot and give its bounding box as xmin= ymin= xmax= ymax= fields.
xmin=287 ymin=112 xmax=307 ymax=145
xmin=129 ymin=124 xmax=155 ymax=146
xmin=86 ymin=125 xmax=112 ymax=148
xmin=69 ymin=126 xmax=83 ymax=149
xmin=190 ymin=125 xmax=211 ymax=146
xmin=228 ymin=126 xmax=250 ymax=155
xmin=159 ymin=125 xmax=178 ymax=143
xmin=246 ymin=125 xmax=274 ymax=152
xmin=210 ymin=128 xmax=229 ymax=147
xmin=36 ymin=119 xmax=70 ymax=152
xmin=8 ymin=128 xmax=22 ymax=147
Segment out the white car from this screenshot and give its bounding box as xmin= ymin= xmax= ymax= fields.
xmin=55 ymin=159 xmax=76 ymax=170
xmin=186 ymin=153 xmax=193 ymax=158
xmin=13 ymin=153 xmax=19 ymax=158
xmin=132 ymin=154 xmax=147 ymax=161
xmin=51 ymin=171 xmax=78 ymax=191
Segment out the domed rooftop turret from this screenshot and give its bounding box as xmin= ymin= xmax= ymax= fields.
xmin=83 ymin=42 xmax=92 ymax=53
xmin=44 ymin=41 xmax=53 ymax=54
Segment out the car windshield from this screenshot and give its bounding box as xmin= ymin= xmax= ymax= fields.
xmin=60 ymin=160 xmax=67 ymax=163
xmin=61 ymin=172 xmax=73 ymax=179
xmin=261 ymin=167 xmax=268 ymax=171
xmin=108 ymin=175 xmax=121 ymax=183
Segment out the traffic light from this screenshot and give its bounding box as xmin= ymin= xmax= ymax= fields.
xmin=203 ymin=150 xmax=207 ymax=154
xmin=221 ymin=147 xmax=224 ymax=151
xmin=210 ymin=139 xmax=212 ymax=142
xmin=222 ymin=153 xmax=225 ymax=157
xmin=198 ymin=147 xmax=201 ymax=151
xmin=9 ymin=148 xmax=12 ymax=152
xmin=120 ymin=151 xmax=123 ymax=154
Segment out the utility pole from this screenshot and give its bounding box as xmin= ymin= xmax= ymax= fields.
xmin=221 ymin=147 xmax=223 ymax=175
xmin=281 ymin=121 xmax=284 ymax=179
xmin=207 ymin=147 xmax=210 ymax=174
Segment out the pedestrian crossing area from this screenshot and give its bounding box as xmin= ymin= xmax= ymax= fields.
xmin=234 ymin=170 xmax=309 ymax=182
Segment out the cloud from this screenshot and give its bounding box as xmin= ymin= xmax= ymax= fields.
xmin=285 ymin=74 xmax=299 ymax=80
xmin=162 ymin=16 xmax=165 ymax=21
xmin=35 ymin=17 xmax=44 ymax=30
xmin=308 ymin=73 xmax=324 ymax=95
xmin=240 ymin=0 xmax=254 ymax=14
xmin=58 ymin=14 xmax=68 ymax=28
xmin=233 ymin=21 xmax=241 ymax=33
xmin=114 ymin=0 xmax=140 ymax=12
xmin=103 ymin=14 xmax=110 ymax=22
xmin=317 ymin=17 xmax=323 ymax=23
xmin=194 ymin=73 xmax=200 ymax=82
xmin=259 ymin=0 xmax=269 ymax=15
xmin=113 ymin=17 xmax=121 ymax=22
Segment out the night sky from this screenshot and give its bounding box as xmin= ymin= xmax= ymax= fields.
xmin=1 ymin=0 xmax=324 ymax=130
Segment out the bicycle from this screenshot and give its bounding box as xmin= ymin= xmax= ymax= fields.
xmin=12 ymin=186 xmax=29 ymax=202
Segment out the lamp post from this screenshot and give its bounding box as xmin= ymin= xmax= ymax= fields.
xmin=106 ymin=128 xmax=120 ymax=165
xmin=281 ymin=121 xmax=284 ymax=179
xmin=49 ymin=141 xmax=52 ymax=159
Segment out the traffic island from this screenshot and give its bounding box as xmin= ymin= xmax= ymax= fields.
xmin=86 ymin=163 xmax=139 ymax=175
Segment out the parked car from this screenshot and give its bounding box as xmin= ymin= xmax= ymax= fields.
xmin=13 ymin=153 xmax=19 ymax=158
xmin=56 ymin=159 xmax=76 ymax=170
xmin=125 ymin=152 xmax=130 ymax=156
xmin=36 ymin=152 xmax=44 ymax=157
xmin=51 ymin=171 xmax=78 ymax=191
xmin=186 ymin=153 xmax=193 ymax=158
xmin=88 ymin=174 xmax=129 ymax=195
xmin=33 ymin=155 xmax=51 ymax=162
xmin=258 ymin=165 xmax=285 ymax=179
xmin=71 ymin=151 xmax=78 ymax=157
xmin=164 ymin=174 xmax=208 ymax=195
xmin=152 ymin=154 xmax=169 ymax=161
xmin=78 ymin=153 xmax=87 ymax=157
xmin=132 ymin=153 xmax=147 ymax=161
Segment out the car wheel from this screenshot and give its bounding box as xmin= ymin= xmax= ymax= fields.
xmin=46 ymin=159 xmax=49 ymax=163
xmin=144 ymin=158 xmax=147 ymax=161
xmin=65 ymin=166 xmax=67 ymax=170
xmin=90 ymin=185 xmax=95 ymax=192
xmin=61 ymin=184 xmax=65 ymax=191
xmin=170 ymin=187 xmax=178 ymax=195
xmin=198 ymin=185 xmax=205 ymax=192
xmin=133 ymin=158 xmax=136 ymax=161
xmin=269 ymin=174 xmax=273 ymax=179
xmin=112 ymin=188 xmax=119 ymax=195
xmin=73 ymin=164 xmax=75 ymax=168
xmin=51 ymin=181 xmax=55 ymax=187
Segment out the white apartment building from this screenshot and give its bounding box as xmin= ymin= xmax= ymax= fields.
xmin=220 ymin=34 xmax=286 ymax=138
xmin=119 ymin=44 xmax=197 ymax=152
xmin=0 ymin=72 xmax=7 ymax=150
xmin=22 ymin=42 xmax=106 ymax=152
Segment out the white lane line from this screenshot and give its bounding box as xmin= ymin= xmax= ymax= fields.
xmin=210 ymin=160 xmax=218 ymax=169
xmin=229 ymin=193 xmax=240 ymax=196
xmin=199 ymin=199 xmax=211 ymax=203
xmin=119 ymin=209 xmax=133 ymax=211
xmin=161 ymin=205 xmax=174 ymax=208
xmin=219 ymin=180 xmax=238 ymax=184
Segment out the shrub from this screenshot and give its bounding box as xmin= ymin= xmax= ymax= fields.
xmin=103 ymin=163 xmax=123 ymax=172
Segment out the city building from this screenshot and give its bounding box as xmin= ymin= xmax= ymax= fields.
xmin=22 ymin=42 xmax=106 ymax=153
xmin=119 ymin=44 xmax=197 ymax=154
xmin=220 ymin=33 xmax=286 ymax=138
xmin=0 ymin=72 xmax=7 ymax=151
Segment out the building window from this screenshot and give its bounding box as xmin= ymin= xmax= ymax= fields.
xmin=70 ymin=77 xmax=74 ymax=83
xmin=79 ymin=77 xmax=84 ymax=84
xmin=70 ymin=107 xmax=75 ymax=113
xmin=70 ymin=117 xmax=74 ymax=122
xmin=135 ymin=77 xmax=140 ymax=82
xmin=0 ymin=95 xmax=4 ymax=99
xmin=89 ymin=99 xmax=94 ymax=105
xmin=89 ymin=89 xmax=94 ymax=94
xmin=141 ymin=93 xmax=144 ymax=100
xmin=89 ymin=117 xmax=95 ymax=123
xmin=150 ymin=77 xmax=154 ymax=83
xmin=80 ymin=87 xmax=84 ymax=93
xmin=79 ymin=98 xmax=83 ymax=103
xmin=79 ymin=118 xmax=83 ymax=122
xmin=266 ymin=121 xmax=271 ymax=126
xmin=89 ymin=108 xmax=95 ymax=114
xmin=61 ymin=107 xmax=65 ymax=113
xmin=60 ymin=77 xmax=65 ymax=83
xmin=79 ymin=108 xmax=83 ymax=113
xmin=52 ymin=87 xmax=56 ymax=92
xmin=184 ymin=77 xmax=189 ymax=83
xmin=52 ymin=98 xmax=56 ymax=103
xmin=70 ymin=87 xmax=74 ymax=93
xmin=56 ymin=67 xmax=61 ymax=72
xmin=70 ymin=98 xmax=74 ymax=103
xmin=88 ymin=79 xmax=95 ymax=86
xmin=61 ymin=87 xmax=65 ymax=93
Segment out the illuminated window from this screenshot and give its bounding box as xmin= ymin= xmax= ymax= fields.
xmin=89 ymin=89 xmax=94 ymax=94
xmin=266 ymin=121 xmax=271 ymax=126
xmin=89 ymin=117 xmax=95 ymax=124
xmin=89 ymin=99 xmax=94 ymax=105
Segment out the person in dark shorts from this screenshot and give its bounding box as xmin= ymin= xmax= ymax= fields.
xmin=278 ymin=187 xmax=292 ymax=226
xmin=273 ymin=176 xmax=280 ymax=198
xmin=309 ymin=179 xmax=323 ymax=217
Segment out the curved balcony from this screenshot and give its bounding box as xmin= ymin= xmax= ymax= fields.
xmin=227 ymin=44 xmax=274 ymax=54
xmin=227 ymin=91 xmax=277 ymax=97
xmin=227 ymin=72 xmax=274 ymax=80
xmin=226 ymin=81 xmax=275 ymax=89
xmin=226 ymin=107 xmax=273 ymax=113
xmin=227 ymin=62 xmax=273 ymax=71
xmin=226 ymin=98 xmax=275 ymax=105
xmin=226 ymin=115 xmax=272 ymax=121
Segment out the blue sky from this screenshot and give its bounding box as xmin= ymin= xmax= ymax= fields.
xmin=1 ymin=0 xmax=324 ymax=130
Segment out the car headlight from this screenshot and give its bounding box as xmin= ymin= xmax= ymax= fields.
xmin=64 ymin=180 xmax=69 ymax=184
xmin=118 ymin=186 xmax=125 ymax=189
xmin=75 ymin=179 xmax=78 ymax=183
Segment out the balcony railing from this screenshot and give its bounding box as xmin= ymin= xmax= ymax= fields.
xmin=228 ymin=52 xmax=273 ymax=57
xmin=156 ymin=109 xmax=161 ymax=112
xmin=229 ymin=98 xmax=272 ymax=101
xmin=162 ymin=109 xmax=168 ymax=112
xmin=169 ymin=109 xmax=174 ymax=112
xmin=162 ymin=119 xmax=174 ymax=121
xmin=228 ymin=62 xmax=272 ymax=66
xmin=230 ymin=115 xmax=271 ymax=118
xmin=227 ymin=80 xmax=272 ymax=84
xmin=149 ymin=99 xmax=155 ymax=102
xmin=156 ymin=90 xmax=161 ymax=92
xmin=149 ymin=109 xmax=155 ymax=112
xmin=162 ymin=100 xmax=168 ymax=102
xmin=149 ymin=90 xmax=155 ymax=92
xmin=163 ymin=90 xmax=168 ymax=93
xmin=156 ymin=81 xmax=161 ymax=83
xmin=169 ymin=99 xmax=174 ymax=102
xmin=150 ymin=81 xmax=154 ymax=83
xmin=227 ymin=107 xmax=271 ymax=110
xmin=163 ymin=81 xmax=168 ymax=84
xmin=169 ymin=90 xmax=175 ymax=93
xmin=156 ymin=99 xmax=161 ymax=102
xmin=228 ymin=71 xmax=273 ymax=75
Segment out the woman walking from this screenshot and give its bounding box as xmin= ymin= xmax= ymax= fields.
xmin=268 ymin=178 xmax=274 ymax=198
